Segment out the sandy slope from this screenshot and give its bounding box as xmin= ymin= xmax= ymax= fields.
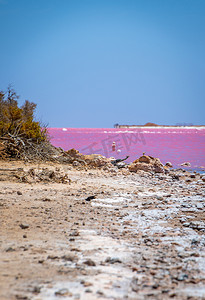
xmin=0 ymin=160 xmax=205 ymax=300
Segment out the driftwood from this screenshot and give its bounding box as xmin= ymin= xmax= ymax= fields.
xmin=111 ymin=156 xmax=129 ymax=168
xmin=0 ymin=134 xmax=129 ymax=169
xmin=0 ymin=134 xmax=74 ymax=163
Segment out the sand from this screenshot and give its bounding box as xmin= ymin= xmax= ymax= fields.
xmin=0 ymin=160 xmax=205 ymax=300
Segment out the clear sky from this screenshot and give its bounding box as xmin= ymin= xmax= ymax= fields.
xmin=0 ymin=0 xmax=205 ymax=127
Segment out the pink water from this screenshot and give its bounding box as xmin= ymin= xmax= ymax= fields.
xmin=48 ymin=127 xmax=205 ymax=170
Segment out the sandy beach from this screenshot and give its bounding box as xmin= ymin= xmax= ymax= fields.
xmin=0 ymin=160 xmax=205 ymax=300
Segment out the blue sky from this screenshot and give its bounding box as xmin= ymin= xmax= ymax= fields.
xmin=0 ymin=0 xmax=205 ymax=127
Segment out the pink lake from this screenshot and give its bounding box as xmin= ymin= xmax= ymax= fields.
xmin=48 ymin=127 xmax=205 ymax=170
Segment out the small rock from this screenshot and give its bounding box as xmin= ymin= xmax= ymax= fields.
xmin=196 ymin=203 xmax=203 ymax=210
xmin=15 ymin=295 xmax=29 ymax=300
xmin=32 ymin=286 xmax=41 ymax=294
xmin=177 ymin=273 xmax=188 ymax=281
xmin=182 ymin=222 xmax=190 ymax=227
xmin=85 ymin=288 xmax=92 ymax=293
xmin=162 ymin=289 xmax=170 ymax=294
xmin=38 ymin=259 xmax=44 ymax=264
xmin=19 ymin=224 xmax=29 ymax=229
xmin=135 ymin=186 xmax=145 ymax=192
xmin=152 ymin=283 xmax=159 ymax=289
xmin=42 ymin=198 xmax=51 ymax=202
xmin=61 ymin=254 xmax=75 ymax=261
xmin=85 ymin=195 xmax=96 ymax=201
xmin=47 ymin=255 xmax=59 ymax=260
xmin=201 ymin=176 xmax=205 ymax=182
xmin=169 ymin=292 xmax=177 ymax=297
xmin=156 ymin=195 xmax=164 ymax=200
xmin=69 ymin=238 xmax=75 ymax=242
xmin=115 ymin=162 xmax=127 ymax=169
xmin=165 ymin=162 xmax=173 ymax=168
xmin=190 ymin=173 xmax=196 ymax=178
xmin=191 ymin=238 xmax=200 ymax=245
xmin=73 ymin=161 xmax=81 ymax=167
xmin=17 ymin=191 xmax=22 ymax=195
xmin=105 ymin=257 xmax=122 ymax=264
xmin=172 ymin=174 xmax=180 ymax=180
xmin=83 ymin=259 xmax=96 ymax=266
xmin=55 ymin=288 xmax=72 ymax=296
xmin=69 ymin=230 xmax=79 ymax=237
xmin=6 ymin=247 xmax=15 ymax=252
xmin=191 ymin=252 xmax=200 ymax=257
xmin=181 ymin=162 xmax=191 ymax=167
xmin=96 ymin=290 xmax=104 ymax=296
xmin=82 ymin=281 xmax=93 ymax=287
xmin=179 ymin=217 xmax=187 ymax=223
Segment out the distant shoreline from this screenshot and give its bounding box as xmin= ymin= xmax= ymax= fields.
xmin=49 ymin=126 xmax=205 ymax=130
xmin=114 ymin=125 xmax=205 ymax=128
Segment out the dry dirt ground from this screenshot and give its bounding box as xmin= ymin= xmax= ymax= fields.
xmin=0 ymin=160 xmax=205 ymax=300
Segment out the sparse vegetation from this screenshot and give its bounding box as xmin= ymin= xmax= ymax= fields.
xmin=0 ymin=87 xmax=54 ymax=161
xmin=0 ymin=87 xmax=84 ymax=163
xmin=0 ymin=87 xmax=47 ymax=141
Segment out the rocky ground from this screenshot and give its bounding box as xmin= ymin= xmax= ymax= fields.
xmin=0 ymin=160 xmax=205 ymax=300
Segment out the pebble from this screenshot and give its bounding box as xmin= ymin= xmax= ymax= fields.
xmin=55 ymin=288 xmax=72 ymax=296
xmin=47 ymin=255 xmax=59 ymax=260
xmin=73 ymin=161 xmax=81 ymax=167
xmin=172 ymin=175 xmax=180 ymax=180
xmin=32 ymin=286 xmax=41 ymax=294
xmin=69 ymin=230 xmax=79 ymax=237
xmin=38 ymin=259 xmax=44 ymax=264
xmin=177 ymin=273 xmax=188 ymax=281
xmin=165 ymin=162 xmax=173 ymax=168
xmin=6 ymin=247 xmax=15 ymax=252
xmin=82 ymin=281 xmax=93 ymax=287
xmin=96 ymin=290 xmax=104 ymax=296
xmin=136 ymin=186 xmax=145 ymax=192
xmin=105 ymin=257 xmax=122 ymax=264
xmin=85 ymin=195 xmax=96 ymax=201
xmin=85 ymin=288 xmax=92 ymax=293
xmin=17 ymin=191 xmax=22 ymax=195
xmin=61 ymin=254 xmax=76 ymax=262
xmin=83 ymin=259 xmax=96 ymax=266
xmin=19 ymin=224 xmax=29 ymax=229
xmin=196 ymin=203 xmax=203 ymax=209
xmin=191 ymin=238 xmax=199 ymax=245
xmin=156 ymin=195 xmax=164 ymax=200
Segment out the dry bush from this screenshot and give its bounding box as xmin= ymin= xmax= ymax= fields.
xmin=0 ymin=87 xmax=66 ymax=162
